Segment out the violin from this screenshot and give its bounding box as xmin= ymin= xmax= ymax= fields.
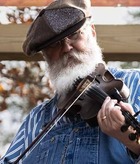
xmin=13 ymin=63 xmax=140 ymax=163
xmin=72 ymin=63 xmax=140 ymax=142
xmin=75 ymin=64 xmax=140 ymax=143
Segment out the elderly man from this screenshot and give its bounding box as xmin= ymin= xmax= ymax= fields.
xmin=0 ymin=0 xmax=140 ymax=163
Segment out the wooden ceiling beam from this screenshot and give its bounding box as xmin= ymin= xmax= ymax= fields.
xmin=0 ymin=0 xmax=140 ymax=7
xmin=0 ymin=24 xmax=140 ymax=61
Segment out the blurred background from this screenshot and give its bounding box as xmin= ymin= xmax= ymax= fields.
xmin=0 ymin=0 xmax=140 ymax=157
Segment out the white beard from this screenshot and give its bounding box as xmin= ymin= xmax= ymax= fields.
xmin=47 ymin=37 xmax=104 ymax=95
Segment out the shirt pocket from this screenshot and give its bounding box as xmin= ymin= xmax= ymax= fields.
xmin=65 ymin=137 xmax=98 ymax=164
xmin=36 ymin=134 xmax=68 ymax=164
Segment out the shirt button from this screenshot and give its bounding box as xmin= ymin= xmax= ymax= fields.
xmin=69 ymin=140 xmax=73 ymax=144
xmin=74 ymin=128 xmax=79 ymax=132
xmin=51 ymin=137 xmax=55 ymax=142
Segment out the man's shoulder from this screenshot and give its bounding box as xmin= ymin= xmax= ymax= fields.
xmin=31 ymin=96 xmax=56 ymax=114
xmin=109 ymin=67 xmax=140 ymax=79
xmin=18 ymin=96 xmax=57 ymax=136
xmin=25 ymin=96 xmax=57 ymax=123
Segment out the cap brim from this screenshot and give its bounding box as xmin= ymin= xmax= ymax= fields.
xmin=36 ymin=18 xmax=86 ymax=52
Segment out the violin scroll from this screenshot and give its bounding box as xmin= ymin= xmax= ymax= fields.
xmin=121 ymin=110 xmax=140 ymax=144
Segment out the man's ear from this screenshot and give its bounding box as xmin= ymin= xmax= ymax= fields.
xmin=91 ymin=24 xmax=96 ymax=37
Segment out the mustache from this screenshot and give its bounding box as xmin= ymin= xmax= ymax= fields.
xmin=62 ymin=50 xmax=87 ymax=64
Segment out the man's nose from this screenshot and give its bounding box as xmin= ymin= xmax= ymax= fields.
xmin=61 ymin=38 xmax=73 ymax=53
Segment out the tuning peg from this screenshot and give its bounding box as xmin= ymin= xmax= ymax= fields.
xmin=129 ymin=133 xmax=137 ymax=141
xmin=121 ymin=124 xmax=129 ymax=132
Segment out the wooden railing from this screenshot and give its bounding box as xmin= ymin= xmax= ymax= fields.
xmin=0 ymin=24 xmax=140 ymax=61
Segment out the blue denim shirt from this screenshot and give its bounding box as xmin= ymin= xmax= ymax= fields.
xmin=1 ymin=68 xmax=140 ymax=164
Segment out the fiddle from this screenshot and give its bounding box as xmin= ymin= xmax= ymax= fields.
xmin=73 ymin=63 xmax=140 ymax=142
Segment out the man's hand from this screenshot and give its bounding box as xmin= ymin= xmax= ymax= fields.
xmin=97 ymin=96 xmax=140 ymax=155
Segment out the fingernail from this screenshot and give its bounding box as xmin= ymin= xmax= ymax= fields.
xmin=106 ymin=96 xmax=110 ymax=100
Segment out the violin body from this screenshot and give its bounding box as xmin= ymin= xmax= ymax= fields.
xmin=68 ymin=63 xmax=129 ymax=126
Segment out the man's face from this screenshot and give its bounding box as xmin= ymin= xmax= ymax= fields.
xmin=42 ymin=25 xmax=103 ymax=94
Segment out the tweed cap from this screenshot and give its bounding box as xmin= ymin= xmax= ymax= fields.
xmin=23 ymin=0 xmax=92 ymax=56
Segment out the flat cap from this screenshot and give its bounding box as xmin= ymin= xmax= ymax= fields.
xmin=23 ymin=0 xmax=91 ymax=56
